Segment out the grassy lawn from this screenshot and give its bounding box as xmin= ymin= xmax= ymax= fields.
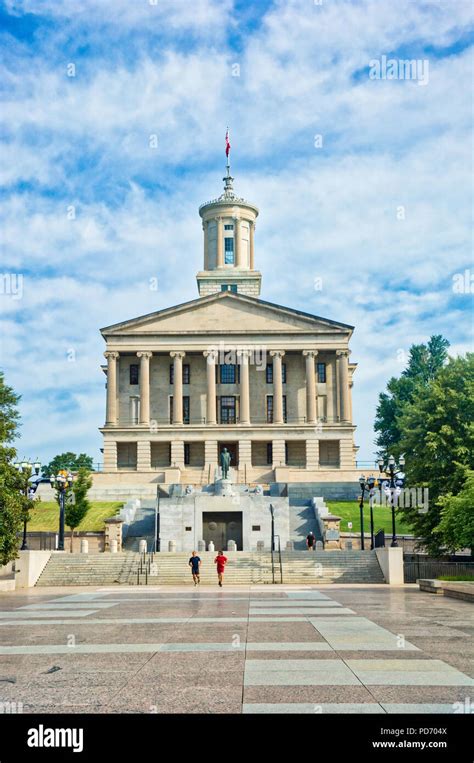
xmin=28 ymin=502 xmax=123 ymax=532
xmin=438 ymin=575 xmax=474 ymax=582
xmin=327 ymin=501 xmax=414 ymax=535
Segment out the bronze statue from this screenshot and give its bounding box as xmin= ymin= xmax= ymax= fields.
xmin=220 ymin=447 xmax=231 ymax=480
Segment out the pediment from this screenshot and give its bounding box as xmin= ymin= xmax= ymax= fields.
xmin=101 ymin=293 xmax=352 ymax=337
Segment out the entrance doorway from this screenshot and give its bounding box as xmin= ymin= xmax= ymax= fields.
xmin=203 ymin=512 xmax=243 ymax=551
xmin=218 ymin=442 xmax=238 ymax=472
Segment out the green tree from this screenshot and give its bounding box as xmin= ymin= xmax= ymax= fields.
xmin=397 ymin=354 xmax=474 ymax=554
xmin=374 ymin=335 xmax=450 ymax=459
xmin=435 ymin=471 xmax=474 ymax=553
xmin=66 ymin=468 xmax=92 ymax=552
xmin=43 ymin=452 xmax=94 ymax=478
xmin=0 ymin=373 xmax=24 ymax=566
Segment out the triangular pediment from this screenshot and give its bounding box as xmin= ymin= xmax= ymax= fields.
xmin=101 ymin=293 xmax=353 ymax=337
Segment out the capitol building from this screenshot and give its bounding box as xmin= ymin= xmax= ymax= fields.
xmin=94 ymin=158 xmax=359 ymax=503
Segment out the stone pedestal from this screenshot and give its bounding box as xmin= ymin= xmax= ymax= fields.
xmin=322 ymin=513 xmax=342 ymax=550
xmin=104 ymin=517 xmax=123 ymax=552
xmin=215 ymin=478 xmax=235 ymax=497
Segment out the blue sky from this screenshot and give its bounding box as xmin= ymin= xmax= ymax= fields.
xmin=0 ymin=0 xmax=472 ymax=466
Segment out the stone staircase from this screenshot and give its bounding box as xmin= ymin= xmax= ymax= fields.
xmin=35 ymin=550 xmax=385 ymax=586
xmin=35 ymin=553 xmax=138 ymax=586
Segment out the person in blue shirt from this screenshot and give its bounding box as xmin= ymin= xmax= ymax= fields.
xmin=188 ymin=551 xmax=201 ymax=585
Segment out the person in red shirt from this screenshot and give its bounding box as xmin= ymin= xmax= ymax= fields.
xmin=214 ymin=550 xmax=228 ymax=587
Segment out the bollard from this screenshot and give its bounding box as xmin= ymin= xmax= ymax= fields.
xmin=168 ymin=540 xmax=176 ymax=553
xmin=227 ymin=540 xmax=237 ymax=552
xmin=256 ymin=540 xmax=265 ymax=551
xmin=208 ymin=541 xmax=215 ymax=552
xmin=109 ymin=539 xmax=118 ymax=553
xmin=197 ymin=540 xmax=206 ymax=552
xmin=286 ymin=540 xmax=294 ymax=551
xmin=139 ymin=539 xmax=147 ymax=554
xmin=80 ymin=539 xmax=89 ymax=554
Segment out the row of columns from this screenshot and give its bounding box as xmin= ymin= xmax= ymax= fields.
xmin=104 ymin=348 xmax=352 ymax=427
xmin=204 ymin=217 xmax=255 ymax=270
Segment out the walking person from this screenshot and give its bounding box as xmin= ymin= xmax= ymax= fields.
xmin=306 ymin=531 xmax=316 ymax=551
xmin=188 ymin=550 xmax=201 ymax=585
xmin=214 ymin=550 xmax=228 ymax=587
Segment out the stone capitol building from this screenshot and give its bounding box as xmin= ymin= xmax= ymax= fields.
xmin=93 ymin=155 xmax=360 ymax=549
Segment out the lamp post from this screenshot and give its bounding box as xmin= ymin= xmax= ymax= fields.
xmin=50 ymin=470 xmax=74 ymax=551
xmin=358 ymin=474 xmax=376 ymax=550
xmin=14 ymin=459 xmax=41 ymax=551
xmin=378 ymin=454 xmax=406 ymax=548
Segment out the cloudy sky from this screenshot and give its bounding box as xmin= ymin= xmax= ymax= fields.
xmin=1 ymin=0 xmax=472 ymax=467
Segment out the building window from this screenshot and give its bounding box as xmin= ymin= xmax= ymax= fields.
xmin=220 ymin=396 xmax=236 ymax=424
xmin=184 ymin=443 xmax=190 ymax=465
xmin=224 ymin=237 xmax=234 ymax=264
xmin=283 ymin=395 xmax=287 ymax=423
xmin=266 ymin=363 xmax=287 ymax=384
xmin=317 ymin=362 xmax=326 ymax=383
xmin=266 ymin=443 xmax=273 ymax=464
xmin=266 ymin=395 xmax=273 ymax=423
xmin=224 ymin=224 xmax=234 ymax=230
xmin=284 ymin=443 xmax=288 ymax=464
xmin=130 ymin=364 xmax=139 ymax=385
xmin=170 ymin=364 xmax=190 ymax=384
xmin=219 ymin=364 xmax=239 ymax=384
xmin=169 ymin=396 xmax=173 ymax=424
xmin=252 ymin=525 xmax=261 ymax=531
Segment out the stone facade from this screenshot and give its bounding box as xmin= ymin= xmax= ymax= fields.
xmin=97 ymin=164 xmax=359 ymax=487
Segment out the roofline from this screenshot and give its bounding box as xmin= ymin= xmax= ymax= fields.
xmin=100 ymin=291 xmax=354 ymax=336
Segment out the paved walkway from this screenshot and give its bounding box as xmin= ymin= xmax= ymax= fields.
xmin=0 ymin=585 xmax=472 ymax=713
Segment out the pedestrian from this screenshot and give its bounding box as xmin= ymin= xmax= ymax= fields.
xmin=214 ymin=550 xmax=228 ymax=587
xmin=306 ymin=531 xmax=316 ymax=551
xmin=188 ymin=550 xmax=201 ymax=585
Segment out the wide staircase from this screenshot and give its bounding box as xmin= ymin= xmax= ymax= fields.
xmin=35 ymin=550 xmax=385 ymax=586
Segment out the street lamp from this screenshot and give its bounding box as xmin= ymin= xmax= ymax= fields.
xmin=14 ymin=459 xmax=41 ymax=551
xmin=359 ymin=474 xmax=377 ymax=550
xmin=378 ymin=454 xmax=406 ymax=547
xmin=50 ymin=471 xmax=74 ymax=551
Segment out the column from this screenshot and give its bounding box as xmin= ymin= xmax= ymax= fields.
xmin=326 ymin=354 xmax=334 ymax=422
xmin=306 ymin=439 xmax=319 ymax=470
xmin=238 ymin=350 xmax=250 ymax=424
xmin=137 ymin=351 xmax=152 ymax=425
xmin=103 ymin=440 xmax=117 ymax=472
xmin=249 ymin=221 xmax=255 ymax=270
xmin=238 ymin=439 xmax=252 ymax=469
xmin=349 ymin=380 xmax=353 ymax=423
xmin=203 ymin=221 xmax=209 ymax=270
xmin=338 ymin=350 xmax=351 ymax=423
xmin=170 ymin=439 xmax=185 ymax=469
xmin=170 ymin=351 xmax=185 ymax=424
xmin=303 ymin=350 xmax=318 ymax=424
xmin=270 ymin=350 xmax=285 ymax=424
xmin=271 ymin=439 xmax=286 ymax=469
xmin=205 ymin=440 xmax=218 ymax=478
xmin=137 ymin=441 xmax=151 ymax=471
xmin=337 ymin=350 xmax=350 ymax=422
xmin=216 ymin=217 xmax=224 ymax=267
xmin=104 ymin=351 xmax=119 ymax=426
xmin=203 ymin=350 xmax=217 ymax=424
xmin=234 ymin=217 xmax=242 ymax=267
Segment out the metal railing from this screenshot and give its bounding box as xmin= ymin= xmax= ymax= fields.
xmin=404 ymin=557 xmax=474 ymax=583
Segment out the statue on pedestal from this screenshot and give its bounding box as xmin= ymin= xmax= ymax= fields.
xmin=220 ymin=447 xmax=231 ymax=480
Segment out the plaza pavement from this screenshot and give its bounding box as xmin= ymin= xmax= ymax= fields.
xmin=0 ymin=584 xmax=472 ymax=714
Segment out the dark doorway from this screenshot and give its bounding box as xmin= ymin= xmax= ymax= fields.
xmin=203 ymin=512 xmax=243 ymax=551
